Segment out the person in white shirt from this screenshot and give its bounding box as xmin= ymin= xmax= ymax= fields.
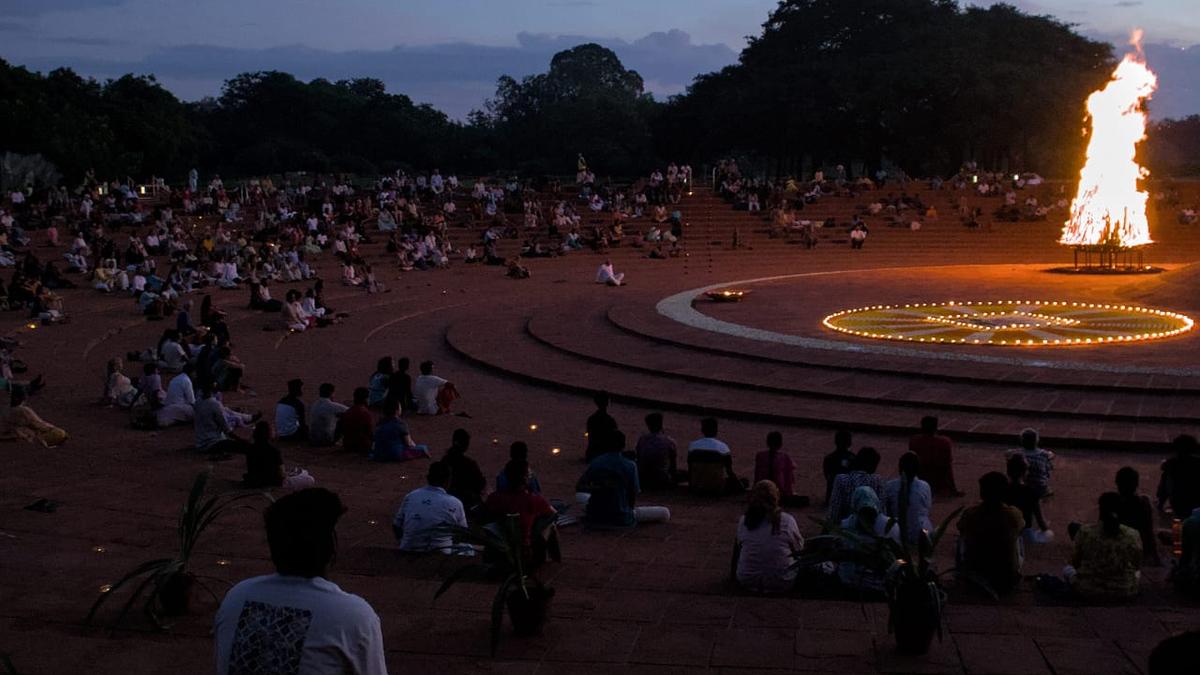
xmin=157 ymin=363 xmax=197 ymax=426
xmin=157 ymin=331 xmax=189 ymax=373
xmin=392 ymin=461 xmax=469 ymax=553
xmin=687 ymin=417 xmax=741 ymax=495
xmin=309 ymin=383 xmax=348 ymax=447
xmin=215 ymin=488 xmax=388 ymax=675
xmin=412 ymin=360 xmax=457 ymax=415
xmin=883 ymin=452 xmax=934 ymax=547
xmin=734 ymin=480 xmax=804 ymax=593
xmin=595 ymin=260 xmax=625 ymax=286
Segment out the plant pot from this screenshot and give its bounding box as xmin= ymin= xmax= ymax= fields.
xmin=890 ymin=580 xmax=942 ymax=655
xmin=158 ymin=571 xmax=195 ymax=616
xmin=506 ymin=584 xmax=554 ymax=636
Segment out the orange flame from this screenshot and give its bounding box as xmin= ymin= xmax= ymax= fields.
xmin=1059 ymin=30 xmax=1157 ymax=247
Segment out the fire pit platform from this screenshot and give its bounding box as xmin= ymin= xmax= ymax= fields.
xmin=1047 ymin=244 xmax=1164 ymax=274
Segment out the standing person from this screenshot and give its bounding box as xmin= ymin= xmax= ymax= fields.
xmin=827 ymin=447 xmax=885 ymax=522
xmin=883 ymin=452 xmax=933 ymax=547
xmin=754 ymin=431 xmax=807 ymax=507
xmin=1006 ymin=428 xmax=1055 ymax=497
xmin=956 ymin=472 xmax=1025 ymax=595
xmin=309 ymin=383 xmax=348 ymax=447
xmin=585 ymin=391 xmax=617 ymax=462
xmin=1157 ymin=434 xmax=1200 ymax=518
xmin=370 ymin=398 xmax=428 ymax=462
xmin=908 ymin=416 xmax=961 ymax=496
xmin=443 ymin=428 xmax=486 ymax=516
xmin=1004 ymin=453 xmax=1052 ymax=543
xmin=822 ymin=429 xmax=856 ymax=504
xmin=634 ymin=412 xmax=677 ymax=490
xmin=732 ymin=480 xmax=804 ymax=594
xmin=339 ymin=387 xmax=375 ymax=454
xmin=393 ymin=461 xmax=468 ymax=553
xmin=274 ymin=379 xmax=308 ymax=441
xmin=214 ymin=488 xmax=387 ymax=675
xmin=412 ymin=360 xmax=459 ymax=415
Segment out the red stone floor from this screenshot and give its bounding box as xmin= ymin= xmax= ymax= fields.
xmin=1 ymin=220 xmax=1199 ymax=674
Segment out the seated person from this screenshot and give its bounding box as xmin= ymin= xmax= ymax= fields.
xmin=214 ymin=489 xmax=387 ymax=674
xmin=595 ymin=260 xmax=625 ymax=286
xmin=1065 ymin=492 xmax=1142 ymax=602
xmin=494 ymin=441 xmax=543 ymax=494
xmin=957 ymin=471 xmax=1025 ymax=595
xmin=634 ymin=412 xmax=677 ymax=490
xmin=194 ymin=387 xmax=251 ymax=458
xmin=1173 ymin=507 xmax=1200 ymax=596
xmin=585 ymin=391 xmax=617 ymax=462
xmin=370 ymin=398 xmax=429 ymax=462
xmin=340 ymin=387 xmax=375 ymax=454
xmin=0 ymin=386 xmax=67 ymax=447
xmin=157 ymin=363 xmax=198 ymax=427
xmin=274 ymin=378 xmax=308 ymax=441
xmin=412 ymin=360 xmax=459 ymax=415
xmin=103 ymin=357 xmax=137 ymax=408
xmin=822 ymin=429 xmax=856 ymax=503
xmin=754 ymin=431 xmax=807 ymax=507
xmin=733 ymin=480 xmax=804 ymax=594
xmin=309 ymin=382 xmax=348 ymax=447
xmin=393 ymin=461 xmax=468 ymax=553
xmin=577 ymin=429 xmax=669 ymax=527
xmin=443 ymin=428 xmax=486 ymax=515
xmin=883 ymin=452 xmax=933 ymax=547
xmin=827 ymin=447 xmax=885 ymax=522
xmin=1157 ymin=434 xmax=1200 ymax=519
xmin=244 ymin=421 xmax=315 ymax=491
xmin=485 ymin=459 xmax=559 ymax=565
xmin=687 ymin=417 xmax=742 ymax=496
xmin=908 ymin=416 xmax=960 ymax=496
xmin=1114 ymin=466 xmax=1158 ymax=564
xmin=835 ymin=486 xmax=900 ymax=594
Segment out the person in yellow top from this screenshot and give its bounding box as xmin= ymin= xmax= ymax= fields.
xmin=0 ymin=387 xmax=67 ymax=447
xmin=1067 ymin=492 xmax=1142 ymax=602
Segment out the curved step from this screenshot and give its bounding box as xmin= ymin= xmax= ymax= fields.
xmin=525 ymin=306 xmax=1200 ymax=425
xmin=444 ymin=313 xmax=1186 ymax=451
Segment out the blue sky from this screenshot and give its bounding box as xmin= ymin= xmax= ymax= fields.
xmin=0 ymin=0 xmax=1196 ymax=118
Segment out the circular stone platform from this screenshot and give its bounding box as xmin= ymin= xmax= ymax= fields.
xmin=822 ymin=300 xmax=1194 ymax=346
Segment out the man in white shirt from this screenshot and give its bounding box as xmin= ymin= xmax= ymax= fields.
xmin=158 ymin=363 xmax=197 ymax=426
xmin=215 ymin=488 xmax=388 ymax=675
xmin=157 ymin=332 xmax=189 ymax=373
xmin=412 ymin=361 xmax=455 ymax=415
xmin=309 ymin=383 xmax=348 ymax=447
xmin=596 ymin=260 xmax=625 ymax=287
xmin=686 ymin=417 xmax=741 ymax=495
xmin=392 ymin=461 xmax=468 ymax=553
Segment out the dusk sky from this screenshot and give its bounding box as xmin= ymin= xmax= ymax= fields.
xmin=1 ymin=0 xmax=1197 ymax=119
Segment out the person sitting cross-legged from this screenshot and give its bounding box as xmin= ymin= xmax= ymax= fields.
xmin=754 ymin=431 xmax=807 ymax=507
xmin=834 ymin=486 xmax=901 ymax=596
xmin=494 ymin=441 xmax=543 ymax=494
xmin=957 ymin=471 xmax=1025 ymax=595
xmin=274 ymin=378 xmax=308 ymax=442
xmin=732 ymin=480 xmax=804 ymax=594
xmin=309 ymin=382 xmax=348 ymax=447
xmin=214 ymin=488 xmax=387 ymax=675
xmin=908 ymin=415 xmax=961 ymax=497
xmin=827 ymin=446 xmax=885 ymax=523
xmin=485 ymin=459 xmax=560 ymax=567
xmin=340 ymin=387 xmax=375 ymax=454
xmin=687 ymin=417 xmax=744 ymax=496
xmin=577 ymin=429 xmax=670 ymax=528
xmin=393 ymin=460 xmax=469 ymax=554
xmin=634 ymin=412 xmax=678 ymax=490
xmin=1062 ymin=492 xmax=1143 ymax=603
xmin=369 ymin=398 xmax=429 ymax=462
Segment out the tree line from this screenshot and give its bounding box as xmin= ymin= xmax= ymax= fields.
xmin=1 ymin=0 xmax=1196 ymax=187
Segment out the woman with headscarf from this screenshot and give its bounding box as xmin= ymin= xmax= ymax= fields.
xmin=836 ymin=486 xmax=900 ymax=594
xmin=733 ymin=480 xmax=804 ymax=593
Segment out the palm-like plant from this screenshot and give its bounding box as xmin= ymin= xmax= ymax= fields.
xmin=433 ymin=515 xmax=550 ymax=655
xmin=85 ymin=470 xmax=268 ymax=631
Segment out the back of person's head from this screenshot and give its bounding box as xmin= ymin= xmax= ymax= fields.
xmin=898 ymin=451 xmax=920 ymax=479
xmin=1099 ymin=491 xmax=1123 ymax=536
xmin=375 ymin=356 xmax=393 ymax=374
xmin=143 ymin=362 xmax=158 ymax=375
xmin=509 ymin=441 xmax=528 ymax=461
xmin=855 ymin=446 xmax=881 ymax=473
xmin=606 ymin=428 xmax=626 ymax=454
xmin=419 ymin=360 xmax=433 ymax=375
xmin=252 ymin=420 xmax=271 ymax=446
xmin=1020 ymin=428 xmax=1039 ymax=450
xmin=107 ymin=357 xmax=122 ymax=374
xmin=382 ymin=396 xmax=400 ymax=418
xmin=427 ymin=460 xmax=451 ymax=487
xmin=352 ymin=386 xmax=369 ymax=405
xmin=397 ymin=356 xmax=410 ymax=371
xmin=920 ymin=415 xmax=938 ymax=434
xmin=1148 ymin=631 xmax=1200 ymax=675
xmin=503 ymin=459 xmax=529 ymax=491
xmin=1006 ymin=453 xmax=1028 ymax=482
xmin=594 ymin=391 xmax=610 ymax=410
xmin=180 ymin=362 xmax=194 ymax=375
xmin=450 ymin=428 xmax=470 ymax=453
xmin=318 ymin=382 xmax=335 ymax=398
xmin=744 ymin=480 xmax=781 ymax=532
xmin=834 ymin=429 xmax=852 ymax=450
xmin=264 ymin=488 xmax=345 ymax=578
xmin=287 ymin=378 xmax=303 ymax=396
xmin=1172 ymin=434 xmax=1198 ymax=456
xmin=1115 ymin=466 xmax=1139 ymax=496
xmin=700 ymin=417 xmax=719 ymax=438
xmin=644 ymin=412 xmax=663 ymax=433
xmin=979 ymin=471 xmax=1009 ymax=504
xmin=766 ymin=431 xmax=783 ymax=451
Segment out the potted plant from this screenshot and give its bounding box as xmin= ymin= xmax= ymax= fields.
xmin=433 ymin=515 xmax=554 ymax=655
xmin=85 ymin=470 xmax=267 ymax=630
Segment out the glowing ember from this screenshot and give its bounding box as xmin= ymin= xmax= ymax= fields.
xmin=1060 ymin=31 xmax=1157 ymax=248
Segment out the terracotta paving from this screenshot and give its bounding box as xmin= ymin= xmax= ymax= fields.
xmin=2 ymin=186 xmax=1199 ymax=673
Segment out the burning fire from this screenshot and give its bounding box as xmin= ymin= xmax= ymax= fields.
xmin=1059 ymin=31 xmax=1157 ymax=248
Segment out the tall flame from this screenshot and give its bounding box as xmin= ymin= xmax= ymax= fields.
xmin=1059 ymin=30 xmax=1157 ymax=247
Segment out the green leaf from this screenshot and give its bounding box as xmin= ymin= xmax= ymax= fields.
xmin=85 ymin=557 xmax=174 ymax=623
xmin=433 ymin=564 xmax=488 ymax=600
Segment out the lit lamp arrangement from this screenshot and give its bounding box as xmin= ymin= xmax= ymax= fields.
xmin=822 ymin=300 xmax=1194 ymax=346
xmin=704 ymin=289 xmax=749 ymax=303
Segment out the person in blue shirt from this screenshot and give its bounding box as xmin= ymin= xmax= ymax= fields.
xmin=370 ymin=397 xmax=429 ymax=462
xmin=576 ymin=429 xmax=670 ymax=527
xmin=495 ymin=441 xmax=542 ymax=494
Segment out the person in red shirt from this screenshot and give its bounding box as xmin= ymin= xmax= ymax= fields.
xmin=339 ymin=387 xmax=375 ymax=454
xmin=485 ymin=459 xmax=558 ymax=566
xmin=909 ymin=416 xmax=962 ymax=497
